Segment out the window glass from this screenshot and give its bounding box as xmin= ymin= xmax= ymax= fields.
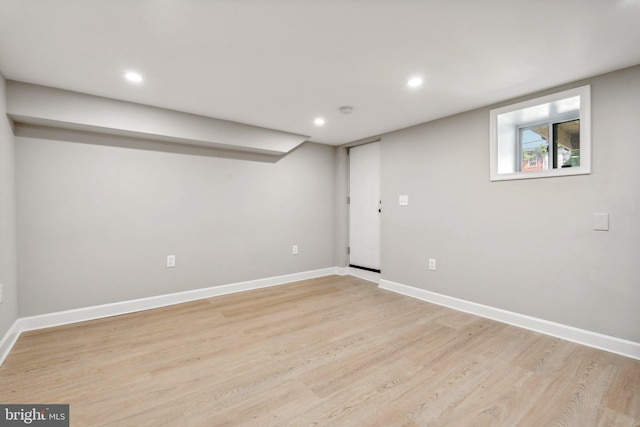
xmin=554 ymin=119 xmax=580 ymax=168
xmin=521 ymin=125 xmax=549 ymax=172
xmin=489 ymin=85 xmax=590 ymax=181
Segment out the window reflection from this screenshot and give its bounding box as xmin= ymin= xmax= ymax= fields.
xmin=554 ymin=120 xmax=580 ymax=168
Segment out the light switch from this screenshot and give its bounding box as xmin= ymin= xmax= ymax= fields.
xmin=399 ymin=195 xmax=409 ymax=206
xmin=167 ymin=255 xmax=176 ymax=267
xmin=593 ymin=213 xmax=609 ymax=231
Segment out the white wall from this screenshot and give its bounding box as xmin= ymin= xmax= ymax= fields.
xmin=379 ymin=65 xmax=640 ymax=343
xmin=0 ymin=74 xmax=18 ymax=337
xmin=16 ymin=130 xmax=336 ymax=316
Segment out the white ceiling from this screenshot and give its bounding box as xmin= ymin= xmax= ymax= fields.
xmin=1 ymin=0 xmax=639 ymax=146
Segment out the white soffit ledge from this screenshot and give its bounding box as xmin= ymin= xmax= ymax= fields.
xmin=6 ymin=81 xmax=309 ymax=155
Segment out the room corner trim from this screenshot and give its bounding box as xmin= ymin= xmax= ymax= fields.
xmin=334 ymin=266 xmax=350 ymax=276
xmin=0 ymin=267 xmax=341 ymax=367
xmin=379 ymin=279 xmax=640 ymax=361
xmin=334 ymin=266 xmax=380 ymax=284
xmin=345 ymin=267 xmax=380 ymax=284
xmin=0 ymin=320 xmax=21 ymax=367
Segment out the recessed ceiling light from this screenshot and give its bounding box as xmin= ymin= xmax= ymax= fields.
xmin=314 ymin=118 xmax=325 ymax=126
xmin=407 ymin=77 xmax=423 ymax=88
xmin=125 ymin=71 xmax=143 ymax=83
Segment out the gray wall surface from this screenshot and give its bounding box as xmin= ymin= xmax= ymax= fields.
xmin=0 ymin=74 xmax=18 ymax=337
xmin=7 ymin=81 xmax=308 ymax=155
xmin=17 ymin=132 xmax=336 ymax=316
xmin=8 ymin=65 xmax=640 ymax=347
xmin=379 ymin=65 xmax=640 ymax=343
xmin=333 ymin=147 xmax=349 ymax=268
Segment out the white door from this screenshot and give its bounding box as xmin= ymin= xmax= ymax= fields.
xmin=349 ymin=141 xmax=381 ymax=271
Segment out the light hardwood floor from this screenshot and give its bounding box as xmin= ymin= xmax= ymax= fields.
xmin=1 ymin=275 xmax=638 ymax=426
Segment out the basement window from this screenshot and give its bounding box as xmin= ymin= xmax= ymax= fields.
xmin=489 ymin=85 xmax=591 ymax=181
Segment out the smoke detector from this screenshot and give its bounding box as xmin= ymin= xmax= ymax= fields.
xmin=339 ymin=106 xmax=353 ymax=115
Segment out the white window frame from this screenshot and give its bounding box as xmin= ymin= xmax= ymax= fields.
xmin=489 ymin=85 xmax=591 ymax=181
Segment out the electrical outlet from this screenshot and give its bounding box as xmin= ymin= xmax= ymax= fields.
xmin=429 ymin=258 xmax=436 ymax=271
xmin=167 ymin=255 xmax=176 ymax=268
xmin=292 ymin=245 xmax=299 ymax=255
xmin=593 ymin=213 xmax=609 ymax=231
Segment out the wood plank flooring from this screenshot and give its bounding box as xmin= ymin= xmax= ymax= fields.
xmin=1 ymin=275 xmax=638 ymax=426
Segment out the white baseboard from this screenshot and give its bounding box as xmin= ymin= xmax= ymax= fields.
xmin=379 ymin=279 xmax=640 ymax=361
xmin=0 ymin=267 xmax=340 ymax=366
xmin=3 ymin=271 xmax=637 ymax=367
xmin=334 ymin=266 xmax=380 ymax=284
xmin=334 ymin=266 xmax=349 ymax=276
xmin=345 ymin=267 xmax=380 ymax=284
xmin=0 ymin=320 xmax=20 ymax=366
